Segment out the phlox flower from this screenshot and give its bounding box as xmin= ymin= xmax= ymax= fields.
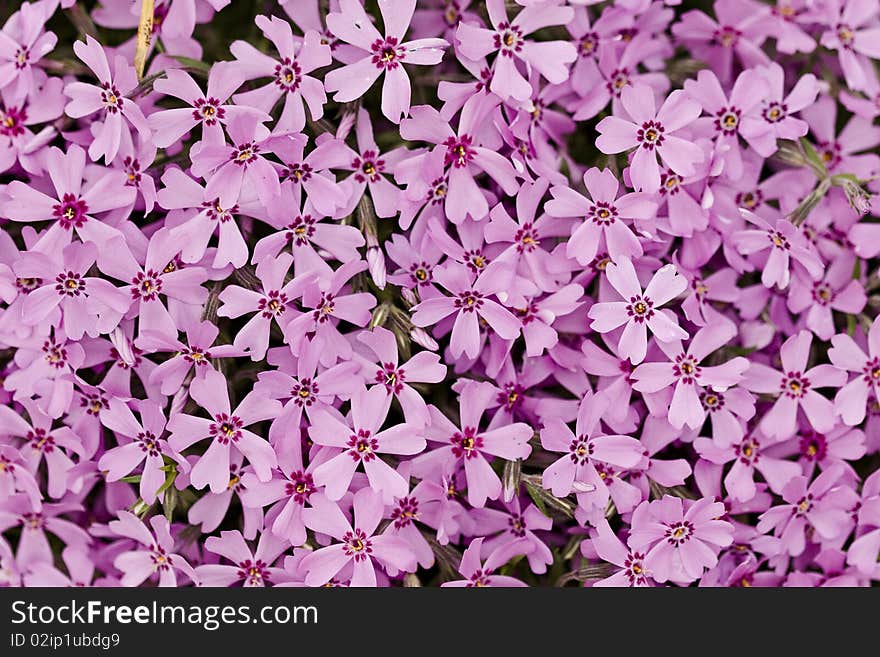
xmin=695 ymin=431 xmax=802 ymax=502
xmin=0 ymin=495 xmax=91 ymax=568
xmin=167 ymin=369 xmax=281 ymax=493
xmin=255 ymin=187 xmax=365 ymax=272
xmin=307 ymin=384 xmax=425 ymax=502
xmin=217 ymin=253 xmax=314 ymax=361
xmin=64 ymin=36 xmax=149 ymax=163
xmin=818 ymin=0 xmax=880 ymax=92
xmin=98 ymin=229 xmax=209 ymax=340
xmin=0 ymin=76 xmax=66 ymax=175
xmin=98 ymin=399 xmax=170 ymax=505
xmin=300 ymin=488 xmax=418 ymax=587
xmin=787 ymin=253 xmax=866 ymax=340
xmin=240 ymin=436 xmax=323 ymax=546
xmin=0 ymin=399 xmax=84 ymax=500
xmin=441 ymin=536 xmax=533 ymax=587
xmin=0 ymin=1 xmax=57 ymax=103
xmin=0 ymin=445 xmax=42 ymax=509
xmin=149 ymin=63 xmax=256 ymax=148
xmin=410 ymin=261 xmax=521 ymax=360
xmin=588 ymin=519 xmax=654 ymax=587
xmin=137 ymin=319 xmax=239 ymax=396
xmin=197 ymin=530 xmax=289 ymax=587
xmin=629 ymin=495 xmax=734 ymax=584
xmin=455 ymin=0 xmax=576 ymax=102
xmin=828 ymin=316 xmax=880 ymax=426
xmin=757 ymin=465 xmax=856 ymax=557
xmin=684 ymin=67 xmax=768 ymax=179
xmin=671 ymin=0 xmax=770 ymax=84
xmin=480 ymin=178 xmax=567 ymax=297
xmin=399 ymin=93 xmax=519 ymax=223
xmin=324 ymin=0 xmax=448 ymax=123
xmin=412 ymin=381 xmax=533 ymax=508
xmin=190 ymin=113 xmax=285 ymax=207
xmin=231 ymin=16 xmax=331 ymax=132
xmin=3 ymin=330 xmax=85 ymax=419
xmin=540 ymin=391 xmax=645 ymax=522
xmin=311 ymin=109 xmax=406 ymax=218
xmin=283 ymin=260 xmax=376 ymax=366
xmin=732 ymin=209 xmax=824 ymax=290
xmin=596 ymin=84 xmax=704 ymax=193
xmin=588 ymin=257 xmax=689 ymax=365
xmin=744 ymin=330 xmax=847 ymax=439
xmin=13 ymin=240 xmax=130 ymax=340
xmin=546 ymin=167 xmax=657 ymax=266
xmin=356 ymin=326 xmax=447 ymax=427
xmin=631 ymin=322 xmax=749 ymax=430
xmin=109 ymin=512 xmax=196 ymax=587
xmin=0 ymin=144 xmax=134 ymax=254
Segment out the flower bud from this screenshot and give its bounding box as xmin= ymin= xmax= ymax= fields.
xmin=110 ymin=326 xmax=135 ymax=366
xmin=410 ymin=326 xmax=439 ymax=350
xmin=367 ymin=246 xmax=386 ymax=289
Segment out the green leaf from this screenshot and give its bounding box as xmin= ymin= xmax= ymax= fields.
xmin=170 ymin=56 xmax=211 ymax=76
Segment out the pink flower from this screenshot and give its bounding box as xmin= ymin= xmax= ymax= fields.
xmin=596 ymin=84 xmax=704 ymax=193
xmin=631 ymin=322 xmax=749 ymax=430
xmin=356 ymin=326 xmax=447 ymax=427
xmin=540 ymin=391 xmax=645 ymax=520
xmin=399 ymin=93 xmax=520 ymax=222
xmin=455 ymin=0 xmax=576 ymax=102
xmin=757 ymin=465 xmax=856 ymax=557
xmin=0 ymin=495 xmax=91 ymax=568
xmin=324 ymin=0 xmax=448 ymax=123
xmin=684 ymin=68 xmax=768 ymax=178
xmin=747 ymin=63 xmax=818 ymax=156
xmin=411 ymin=261 xmax=521 ymax=359
xmin=787 ymin=253 xmax=866 ymax=340
xmin=0 ymin=399 xmax=83 ymax=500
xmin=819 ymin=0 xmax=880 ymax=92
xmin=283 ymin=260 xmax=376 ymax=366
xmin=412 ymin=381 xmax=533 ymax=508
xmin=672 ymin=0 xmax=770 ymax=84
xmin=0 ymin=144 xmax=134 ymax=254
xmin=217 ymin=253 xmax=313 ymax=361
xmin=829 ymin=316 xmax=880 ymax=426
xmin=629 ymin=495 xmax=734 ymax=584
xmin=300 ymin=488 xmax=418 ymax=586
xmin=309 ymin=109 xmax=405 ymax=217
xmin=98 ymin=399 xmax=169 ymax=504
xmin=149 ymin=63 xmax=257 ymax=148
xmin=190 ymin=113 xmax=285 ymax=207
xmin=197 ymin=530 xmax=289 ymax=587
xmin=588 ymin=257 xmax=689 ymax=364
xmin=308 ymin=384 xmax=425 ymax=502
xmin=98 ymin=229 xmax=209 ymax=340
xmin=138 ymin=319 xmax=239 ymax=396
xmin=239 ymin=435 xmax=322 ymax=546
xmin=744 ymin=330 xmax=847 ymax=439
xmin=695 ymin=431 xmax=802 ymax=502
xmin=255 ymin=186 xmax=365 ymax=270
xmin=109 ymin=512 xmax=196 ymax=587
xmin=732 ymin=209 xmax=824 ymax=290
xmin=13 ymin=240 xmax=130 ymax=340
xmin=441 ymin=536 xmax=533 ymax=587
xmin=64 ymin=36 xmax=149 ymax=163
xmin=546 ymin=166 xmax=657 ymax=265
xmin=0 ymin=2 xmax=57 ymax=103
xmin=231 ymin=16 xmax=331 ymax=132
xmin=589 ymin=518 xmax=654 ymax=587
xmin=167 ymin=369 xmax=281 ymax=493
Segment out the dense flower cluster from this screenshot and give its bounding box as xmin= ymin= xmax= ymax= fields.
xmin=2 ymin=0 xmax=880 ymax=588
